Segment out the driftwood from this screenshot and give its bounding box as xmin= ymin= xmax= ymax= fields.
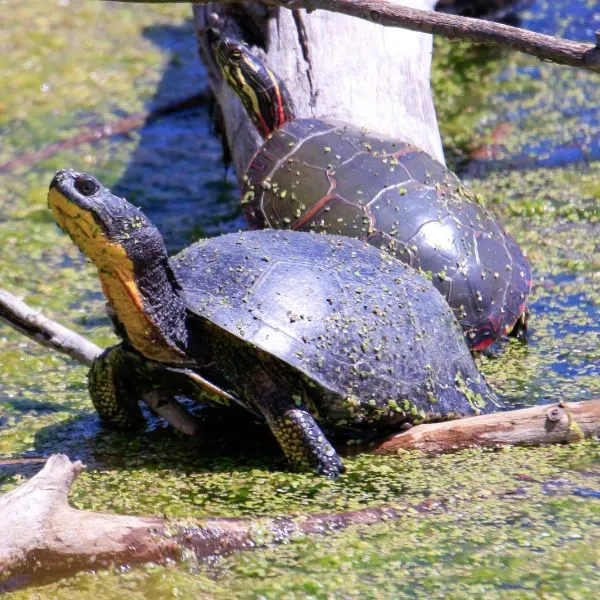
xmin=1 ymin=287 xmax=599 ymax=454
xmin=0 ymin=454 xmax=417 ymax=590
xmin=372 ymin=400 xmax=600 ymax=454
xmin=4 ymin=448 xmax=594 ymax=590
xmin=0 ymin=91 xmax=209 ymax=174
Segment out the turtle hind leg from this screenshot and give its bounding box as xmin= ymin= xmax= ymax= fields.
xmin=252 ymin=381 xmax=345 ymax=478
xmin=508 ymin=306 xmax=530 ymax=343
xmin=88 ymin=344 xmax=145 ymax=429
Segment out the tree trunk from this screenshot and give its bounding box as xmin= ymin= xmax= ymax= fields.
xmin=194 ymin=1 xmax=444 ymax=178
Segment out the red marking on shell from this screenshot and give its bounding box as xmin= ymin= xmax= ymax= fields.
xmin=391 ymin=146 xmax=421 ymax=160
xmin=471 ymin=337 xmax=495 ymax=351
xmin=292 ymin=170 xmax=338 ymax=230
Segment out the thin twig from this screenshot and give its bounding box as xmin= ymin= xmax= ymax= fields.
xmin=0 ymin=287 xmax=207 ymax=434
xmin=109 ymin=1 xmax=600 ymax=74
xmin=0 ymin=91 xmax=210 ymax=174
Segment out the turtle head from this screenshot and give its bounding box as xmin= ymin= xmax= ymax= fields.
xmin=48 ymin=169 xmax=157 ymax=261
xmin=48 ymin=170 xmax=190 ymax=363
xmin=213 ymin=37 xmax=296 ymax=138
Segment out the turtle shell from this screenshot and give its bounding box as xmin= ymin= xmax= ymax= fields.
xmin=242 ymin=119 xmax=532 ymax=350
xmin=170 ymin=230 xmax=497 ymax=430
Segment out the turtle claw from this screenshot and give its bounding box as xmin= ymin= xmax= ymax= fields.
xmin=253 ymin=387 xmax=346 ymax=478
xmin=315 ymin=454 xmax=346 ymax=479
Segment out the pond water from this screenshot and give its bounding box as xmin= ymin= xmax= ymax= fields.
xmin=0 ymin=0 xmax=598 ymax=597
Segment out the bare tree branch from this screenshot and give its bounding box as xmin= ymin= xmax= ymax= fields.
xmin=109 ymin=1 xmax=600 ymax=74
xmin=0 ymin=289 xmax=102 ymax=366
xmin=0 ymin=288 xmax=205 ymax=436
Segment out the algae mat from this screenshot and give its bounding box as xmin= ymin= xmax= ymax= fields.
xmin=0 ymin=0 xmax=598 ymax=597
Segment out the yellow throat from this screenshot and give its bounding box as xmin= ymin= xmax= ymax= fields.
xmin=48 ymin=188 xmax=186 ymax=363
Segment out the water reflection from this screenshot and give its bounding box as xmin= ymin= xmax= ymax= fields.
xmin=466 ymin=0 xmax=600 ymax=172
xmin=110 ymin=21 xmax=244 ymax=253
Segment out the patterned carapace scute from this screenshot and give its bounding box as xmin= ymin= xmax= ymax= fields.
xmin=243 ymin=119 xmax=532 ymax=350
xmin=171 ymin=230 xmax=498 ymax=430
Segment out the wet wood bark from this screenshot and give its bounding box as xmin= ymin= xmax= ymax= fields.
xmin=194 ymin=0 xmax=445 ymax=178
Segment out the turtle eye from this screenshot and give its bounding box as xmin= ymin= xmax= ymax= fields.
xmin=74 ymin=175 xmax=99 ymax=196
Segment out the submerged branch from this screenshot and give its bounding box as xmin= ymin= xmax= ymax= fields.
xmin=0 ymin=91 xmax=210 ymax=174
xmin=0 ymin=452 xmax=567 ymax=590
xmin=110 ymin=1 xmax=600 ymax=74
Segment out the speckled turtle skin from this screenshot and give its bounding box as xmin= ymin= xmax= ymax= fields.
xmin=242 ymin=119 xmax=532 ymax=350
xmin=49 ymin=169 xmax=498 ymax=478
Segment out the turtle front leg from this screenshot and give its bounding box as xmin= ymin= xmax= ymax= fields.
xmin=89 ymin=344 xmax=207 ymax=437
xmin=88 ymin=344 xmax=146 ymax=428
xmin=252 ymin=384 xmax=345 ymax=478
xmin=508 ymin=307 xmax=530 ymax=343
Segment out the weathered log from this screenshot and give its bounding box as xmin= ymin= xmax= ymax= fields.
xmin=1 ymin=287 xmax=599 ymax=455
xmin=372 ymin=400 xmax=600 ymax=454
xmin=0 ymin=454 xmax=430 ymax=590
xmin=194 ymin=0 xmax=444 ymax=178
xmin=0 ymin=454 xmax=278 ymax=589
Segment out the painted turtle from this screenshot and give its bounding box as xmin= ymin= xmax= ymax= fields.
xmin=213 ymin=38 xmax=532 ymax=351
xmin=48 ymin=169 xmax=497 ymax=477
